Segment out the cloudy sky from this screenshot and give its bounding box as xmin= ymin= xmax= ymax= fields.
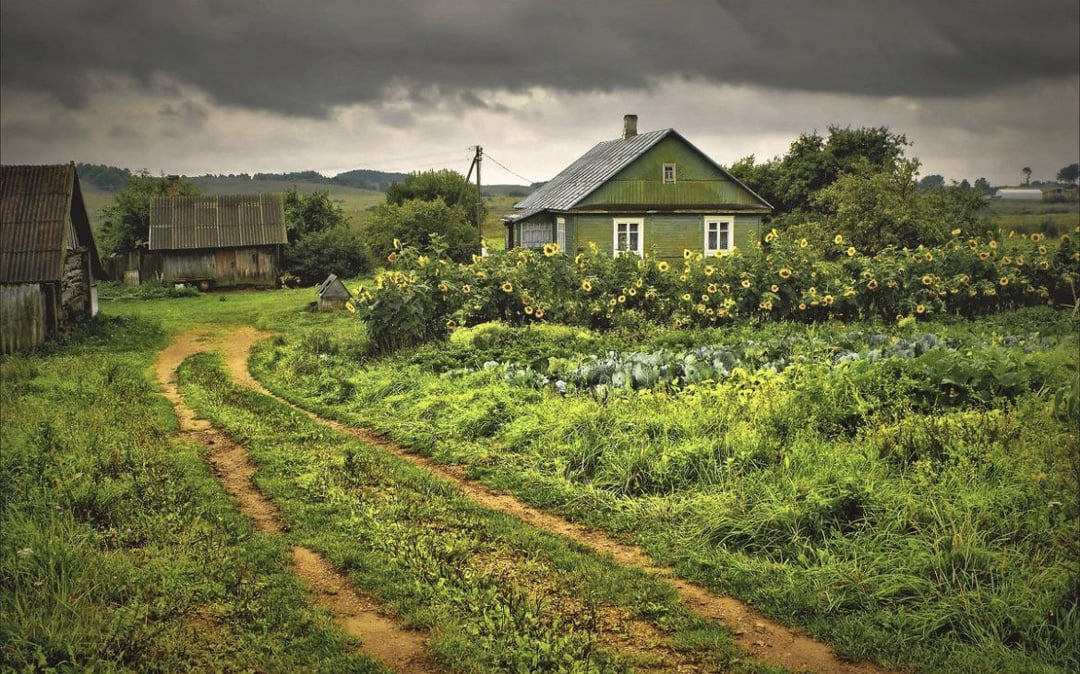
xmin=2 ymin=0 xmax=1078 ymax=186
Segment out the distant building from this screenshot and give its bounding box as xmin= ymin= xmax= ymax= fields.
xmin=993 ymin=188 xmax=1044 ymax=201
xmin=0 ymin=163 xmax=102 ymax=353
xmin=1041 ymin=186 xmax=1079 ymax=202
xmin=148 ymin=192 xmax=287 ymax=289
xmin=503 ymin=115 xmax=772 ymax=261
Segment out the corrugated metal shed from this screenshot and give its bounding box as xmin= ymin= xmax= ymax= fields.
xmin=506 ymin=127 xmax=771 ymax=223
xmin=149 ymin=194 xmax=287 ymax=251
xmin=0 ymin=163 xmax=100 ymax=283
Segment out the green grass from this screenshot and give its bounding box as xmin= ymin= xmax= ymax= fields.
xmin=177 ymin=351 xmax=771 ymax=673
xmin=254 ymin=307 xmax=1080 ymax=673
xmin=0 ymin=316 xmax=384 ymax=672
xmin=986 ymin=199 xmax=1080 ymax=237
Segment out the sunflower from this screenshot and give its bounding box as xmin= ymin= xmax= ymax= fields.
xmin=765 ymin=230 xmax=778 ymax=243
xmin=628 ymin=287 xmax=637 ymax=296
xmin=658 ymin=260 xmax=670 ymax=272
xmin=575 ymin=253 xmax=585 ymax=264
xmin=683 ymin=249 xmax=693 ymax=259
xmin=722 ymin=283 xmax=731 ymax=293
xmin=501 ymin=282 xmax=513 ymax=293
xmin=1038 ymin=245 xmax=1047 ymax=255
xmin=799 ymin=303 xmax=807 ymax=311
xmin=1031 ymin=232 xmax=1044 ymax=242
xmin=1039 ymin=260 xmax=1050 ymax=270
xmin=524 ymin=305 xmax=534 ymax=315
xmin=461 ymin=284 xmax=471 ymax=294
xmin=581 ymin=279 xmax=593 ymax=292
xmin=707 ymin=283 xmax=718 ymax=294
xmin=834 ymin=234 xmax=844 ymax=245
xmin=446 ymin=319 xmax=457 ymax=329
xmin=968 ymin=240 xmax=979 ymax=250
xmin=1015 ymin=257 xmax=1024 ymax=266
xmin=951 ymin=228 xmax=962 ymax=236
xmin=543 ymin=242 xmax=559 ymax=256
xmin=741 ymin=279 xmax=751 ymax=289
xmin=609 ymin=298 xmax=617 ymax=307
xmin=867 ymin=279 xmax=879 ymax=290
xmin=822 ymin=294 xmax=835 ymax=306
xmin=770 ymin=284 xmax=779 ymax=292
xmin=1001 ymin=256 xmax=1012 ymax=265
xmin=915 ymin=304 xmax=926 ymax=314
xmin=978 ymin=252 xmax=990 ymax=260
xmin=989 ymin=240 xmax=998 ymax=249
xmin=921 ymin=274 xmax=933 ymax=286
xmin=618 ymin=295 xmax=626 ymax=304
xmin=847 ymin=246 xmax=856 ymax=257
xmin=779 ymin=268 xmax=792 ymax=279
xmin=535 ymin=308 xmax=545 ymax=318
xmin=759 ymin=300 xmax=773 ymax=311
xmin=681 ymin=293 xmax=692 ymax=301
xmin=345 ymin=301 xmax=356 ymax=313
xmin=925 ymin=252 xmax=933 ymax=262
xmin=387 ymin=252 xmax=398 ymax=263
xmin=800 ymin=238 xmax=809 ymax=249
xmin=999 ymin=276 xmax=1009 ymax=286
xmin=438 ymin=282 xmax=449 ymax=293
xmin=704 ymin=265 xmax=715 ymax=276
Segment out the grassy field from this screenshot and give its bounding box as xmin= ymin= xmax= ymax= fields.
xmin=986 ymin=198 xmax=1080 ymax=237
xmin=4 ymin=280 xmax=1076 ymax=671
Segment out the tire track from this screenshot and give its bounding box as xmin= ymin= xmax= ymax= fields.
xmin=228 ymin=328 xmax=897 ymax=674
xmin=156 ymin=329 xmax=443 ymax=674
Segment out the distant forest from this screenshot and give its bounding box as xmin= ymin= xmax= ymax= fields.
xmin=75 ymin=163 xmax=410 ymax=192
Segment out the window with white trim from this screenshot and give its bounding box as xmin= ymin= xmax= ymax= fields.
xmin=519 ymin=221 xmax=550 ymax=249
xmin=662 ymin=163 xmax=676 ymax=183
xmin=613 ymin=218 xmax=644 ymax=257
xmin=556 ymin=217 xmax=566 ymax=252
xmin=704 ymin=216 xmax=734 ymax=256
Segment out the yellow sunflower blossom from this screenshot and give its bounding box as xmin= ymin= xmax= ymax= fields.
xmin=867 ymin=279 xmax=879 ymax=290
xmin=707 ymin=283 xmax=718 ymax=293
xmin=501 ymin=282 xmax=513 ymax=293
xmin=387 ymin=251 xmax=398 ymax=263
xmin=1039 ymin=260 xmax=1049 ymax=270
xmin=461 ymin=284 xmax=471 ymax=294
xmin=627 ymin=287 xmax=638 ymax=296
xmin=535 ymin=308 xmax=545 ymax=318
xmin=618 ymin=295 xmax=626 ymax=304
xmin=681 ymin=293 xmax=692 ymax=301
xmin=770 ymin=284 xmax=779 ymax=292
xmin=438 ymin=282 xmax=449 ymax=292
xmin=683 ymin=249 xmax=693 ymax=259
xmin=581 ymin=280 xmax=593 ymax=292
xmin=951 ymin=228 xmax=962 ymax=236
xmin=999 ymin=276 xmax=1009 ymax=286
xmin=779 ymin=268 xmax=792 ymax=279
xmin=978 ymin=252 xmax=990 ymax=260
xmin=524 ymin=305 xmax=534 ymax=315
xmin=345 ymin=301 xmax=356 ymax=313
xmin=847 ymin=246 xmax=856 ymax=257
xmin=921 ymin=274 xmax=934 ymax=286
xmin=543 ymin=243 xmax=559 ymax=256
xmin=800 ymin=238 xmax=809 ymax=249
xmin=704 ymin=265 xmax=715 ymax=276
xmin=834 ymin=234 xmax=844 ymax=245
xmin=799 ymin=302 xmax=807 ymax=311
xmin=989 ymin=240 xmax=998 ymax=249
xmin=741 ymin=279 xmax=751 ymax=289
xmin=657 ymin=260 xmax=670 ymax=272
xmin=915 ymin=304 xmax=926 ymax=314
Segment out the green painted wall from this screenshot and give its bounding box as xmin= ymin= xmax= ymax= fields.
xmin=567 ymin=213 xmax=762 ymax=261
xmin=577 ymin=136 xmax=764 ymax=208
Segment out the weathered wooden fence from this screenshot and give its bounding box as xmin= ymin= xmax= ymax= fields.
xmin=1 ymin=283 xmax=46 ymax=353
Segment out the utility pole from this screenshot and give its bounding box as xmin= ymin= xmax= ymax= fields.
xmin=475 ymin=145 xmax=483 ymax=250
xmin=464 ymin=145 xmax=484 ymax=252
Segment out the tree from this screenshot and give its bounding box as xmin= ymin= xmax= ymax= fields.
xmin=100 ymin=172 xmax=199 ymax=254
xmin=283 ymin=188 xmax=347 ymax=244
xmin=917 ymin=174 xmax=946 ymax=191
xmin=281 ymin=189 xmax=368 ymax=283
xmin=385 ymin=169 xmax=486 ymax=228
xmin=1057 ymin=163 xmax=1080 ymax=185
xmin=1022 ymin=166 xmax=1032 ymax=185
xmin=973 ymin=177 xmax=992 ymax=194
xmin=364 ymin=199 xmax=476 ymax=263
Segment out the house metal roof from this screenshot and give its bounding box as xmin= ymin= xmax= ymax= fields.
xmin=149 ymin=193 xmax=287 ymax=251
xmin=512 ymin=128 xmax=672 ymax=217
xmin=0 ymin=163 xmax=101 ymax=283
xmin=506 ymin=127 xmax=771 ymax=224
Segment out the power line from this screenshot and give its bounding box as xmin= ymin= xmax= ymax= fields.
xmin=483 ymin=153 xmax=534 ymax=185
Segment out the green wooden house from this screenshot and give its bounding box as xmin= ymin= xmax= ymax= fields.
xmin=504 ymin=115 xmax=771 ymax=261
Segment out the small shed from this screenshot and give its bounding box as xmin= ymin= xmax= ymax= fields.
xmin=149 ymin=193 xmax=287 ymax=288
xmin=0 ymin=163 xmax=102 ymax=353
xmin=316 ymin=273 xmax=351 ymax=311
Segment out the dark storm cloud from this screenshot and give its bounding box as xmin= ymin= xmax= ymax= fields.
xmin=2 ymin=0 xmax=1077 ymax=118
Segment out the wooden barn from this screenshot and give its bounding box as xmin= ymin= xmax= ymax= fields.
xmin=0 ymin=164 xmax=102 ymax=353
xmin=149 ymin=193 xmax=287 ymax=289
xmin=504 ymin=115 xmax=772 ymax=260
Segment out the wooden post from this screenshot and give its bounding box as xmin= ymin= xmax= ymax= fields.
xmin=475 ymin=145 xmax=483 ymax=249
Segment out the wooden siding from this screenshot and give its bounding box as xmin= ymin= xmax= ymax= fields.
xmin=576 ymin=137 xmax=765 ymax=209
xmin=569 ymin=213 xmax=761 ymax=261
xmin=1 ymin=283 xmax=46 ymax=353
xmin=160 ymin=246 xmax=279 ymax=286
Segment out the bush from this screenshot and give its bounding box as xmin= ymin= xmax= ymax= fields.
xmin=283 ymin=226 xmax=369 ymax=286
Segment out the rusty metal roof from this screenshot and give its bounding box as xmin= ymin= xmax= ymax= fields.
xmin=0 ymin=163 xmax=101 ymax=283
xmin=149 ymin=193 xmax=287 ymax=250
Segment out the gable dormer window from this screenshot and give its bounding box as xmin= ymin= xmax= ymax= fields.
xmin=662 ymin=163 xmax=676 ymax=184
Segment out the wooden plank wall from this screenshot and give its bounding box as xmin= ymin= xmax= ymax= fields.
xmin=1 ymin=283 xmax=46 ymax=353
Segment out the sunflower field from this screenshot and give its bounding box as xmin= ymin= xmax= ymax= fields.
xmin=353 ymin=228 xmax=1079 ymax=353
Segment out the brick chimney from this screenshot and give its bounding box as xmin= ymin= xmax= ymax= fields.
xmin=166 ymin=175 xmax=180 ymax=197
xmin=623 ymin=114 xmax=638 ymax=139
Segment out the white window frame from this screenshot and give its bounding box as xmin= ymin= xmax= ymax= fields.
xmin=556 ymin=217 xmax=566 ymax=252
xmin=704 ymin=216 xmax=735 ymax=256
xmin=519 ymin=221 xmax=551 ymax=249
xmin=613 ymin=218 xmax=644 ymax=257
xmin=662 ymin=163 xmax=676 ymax=184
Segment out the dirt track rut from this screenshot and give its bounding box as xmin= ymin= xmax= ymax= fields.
xmin=162 ymin=326 xmax=896 ymax=673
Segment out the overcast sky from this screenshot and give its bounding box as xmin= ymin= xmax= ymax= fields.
xmin=2 ymin=0 xmax=1077 ymax=186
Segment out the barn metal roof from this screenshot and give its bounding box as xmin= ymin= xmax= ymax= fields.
xmin=505 ymin=127 xmax=771 ymax=224
xmin=0 ymin=163 xmax=101 ymax=283
xmin=149 ymin=193 xmax=288 ymax=250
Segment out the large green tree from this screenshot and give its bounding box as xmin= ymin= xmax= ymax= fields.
xmin=364 ymin=198 xmax=476 ymax=263
xmin=100 ymin=172 xmax=200 ymax=254
xmin=1057 ymin=163 xmax=1080 ymax=185
xmin=385 ymin=168 xmax=486 ymax=223
xmin=281 ymin=188 xmax=368 ymax=284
